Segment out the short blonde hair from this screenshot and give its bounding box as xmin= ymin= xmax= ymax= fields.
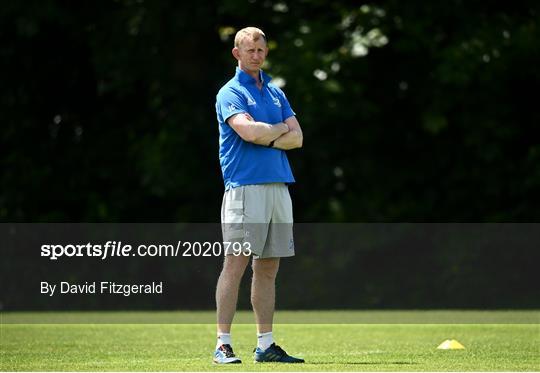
xmin=234 ymin=27 xmax=267 ymax=48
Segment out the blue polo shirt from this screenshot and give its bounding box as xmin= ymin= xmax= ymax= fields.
xmin=216 ymin=67 xmax=296 ymax=190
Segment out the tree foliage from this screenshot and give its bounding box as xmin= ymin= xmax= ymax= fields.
xmin=2 ymin=1 xmax=539 ymax=222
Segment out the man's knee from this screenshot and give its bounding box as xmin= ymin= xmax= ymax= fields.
xmin=252 ymin=258 xmax=280 ymax=280
xmin=221 ymin=254 xmax=250 ymax=278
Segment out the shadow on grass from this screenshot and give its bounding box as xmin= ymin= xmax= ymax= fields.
xmin=305 ymin=361 xmax=418 ymax=365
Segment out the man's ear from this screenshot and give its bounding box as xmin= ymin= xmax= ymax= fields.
xmin=232 ymin=47 xmax=240 ymax=60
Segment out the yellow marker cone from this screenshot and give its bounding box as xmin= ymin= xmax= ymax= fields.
xmin=437 ymin=339 xmax=465 ymax=350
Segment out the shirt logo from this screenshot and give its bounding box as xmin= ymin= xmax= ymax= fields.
xmin=228 ymin=103 xmax=237 ymax=112
xmin=247 ymin=97 xmax=256 ymax=106
xmin=273 ymin=97 xmax=281 ymax=107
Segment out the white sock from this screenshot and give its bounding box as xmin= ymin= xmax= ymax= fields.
xmin=216 ymin=333 xmax=232 ymax=349
xmin=257 ymin=331 xmax=274 ymax=351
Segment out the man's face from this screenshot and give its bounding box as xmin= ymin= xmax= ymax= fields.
xmin=233 ymin=38 xmax=268 ymax=74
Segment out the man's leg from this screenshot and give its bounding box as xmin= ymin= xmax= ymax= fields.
xmin=213 ymin=254 xmax=250 ymax=364
xmin=216 ymin=254 xmax=250 ymax=333
xmin=251 ymin=256 xmax=304 ymax=363
xmin=251 ymin=257 xmax=280 ymax=333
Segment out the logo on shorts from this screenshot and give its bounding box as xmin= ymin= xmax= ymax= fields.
xmin=247 ymin=97 xmax=256 ymax=106
xmin=228 ymin=103 xmax=237 ymax=112
xmin=289 ymin=238 xmax=294 ymax=250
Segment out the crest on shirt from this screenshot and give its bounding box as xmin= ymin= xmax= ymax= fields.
xmin=247 ymin=97 xmax=256 ymax=106
xmin=273 ymin=97 xmax=282 ymax=107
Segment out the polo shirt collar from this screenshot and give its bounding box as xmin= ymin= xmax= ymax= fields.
xmin=235 ymin=66 xmax=272 ymax=85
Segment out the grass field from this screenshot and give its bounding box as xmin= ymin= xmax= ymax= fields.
xmin=1 ymin=311 xmax=539 ymax=371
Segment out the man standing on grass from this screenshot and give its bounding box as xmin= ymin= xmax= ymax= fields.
xmin=213 ymin=26 xmax=304 ymax=364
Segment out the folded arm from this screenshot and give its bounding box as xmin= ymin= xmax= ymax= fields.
xmin=272 ymin=116 xmax=303 ymax=150
xmin=227 ymin=113 xmax=289 ymax=146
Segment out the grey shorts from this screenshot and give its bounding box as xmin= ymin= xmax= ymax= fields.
xmin=221 ymin=183 xmax=295 ymax=259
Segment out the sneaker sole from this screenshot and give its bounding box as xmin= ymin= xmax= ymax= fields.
xmin=213 ymin=359 xmax=242 ymax=364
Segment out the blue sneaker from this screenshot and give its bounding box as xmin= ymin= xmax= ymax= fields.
xmin=213 ymin=344 xmax=241 ymax=364
xmin=254 ymin=343 xmax=304 ymax=363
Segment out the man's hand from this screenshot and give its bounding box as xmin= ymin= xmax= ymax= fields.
xmin=272 ymin=116 xmax=303 ymax=150
xmin=243 ymin=112 xmax=254 ymax=121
